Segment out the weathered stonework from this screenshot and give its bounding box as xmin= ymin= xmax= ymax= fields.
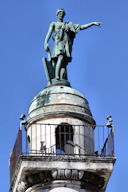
xmin=10 ymin=84 xmax=116 ymax=192
xmin=10 ymin=155 xmax=116 ymax=192
xmin=51 ymin=169 xmax=84 ymax=180
xmin=16 ymin=181 xmax=27 ymax=192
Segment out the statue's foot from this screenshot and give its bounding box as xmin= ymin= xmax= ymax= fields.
xmin=56 ymin=76 xmax=60 ymax=80
xmin=49 ymin=78 xmax=71 ymax=87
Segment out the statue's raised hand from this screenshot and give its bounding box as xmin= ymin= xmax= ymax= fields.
xmin=44 ymin=43 xmax=50 ymax=52
xmin=93 ymin=22 xmax=102 ymax=27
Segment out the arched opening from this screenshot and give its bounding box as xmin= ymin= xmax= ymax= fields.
xmin=55 ymin=123 xmax=74 ymax=154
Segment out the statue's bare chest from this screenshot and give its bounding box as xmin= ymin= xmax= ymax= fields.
xmin=54 ymin=22 xmax=65 ymax=32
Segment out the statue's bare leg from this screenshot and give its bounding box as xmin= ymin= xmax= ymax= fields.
xmin=55 ymin=55 xmax=64 ymax=80
xmin=60 ymin=68 xmax=65 ymax=79
xmin=60 ymin=66 xmax=67 ymax=80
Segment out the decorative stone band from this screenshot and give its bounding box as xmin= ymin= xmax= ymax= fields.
xmin=52 ymin=169 xmax=84 ymax=180
xmin=16 ymin=181 xmax=27 ymax=192
xmin=16 ymin=170 xmax=105 ymax=192
xmin=27 ymin=110 xmax=95 ymax=126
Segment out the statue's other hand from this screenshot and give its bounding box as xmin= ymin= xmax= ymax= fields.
xmin=44 ymin=43 xmax=50 ymax=52
xmin=93 ymin=22 xmax=102 ymax=27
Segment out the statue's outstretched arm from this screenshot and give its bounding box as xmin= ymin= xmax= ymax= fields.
xmin=44 ymin=22 xmax=54 ymax=52
xmin=80 ymin=22 xmax=102 ymax=30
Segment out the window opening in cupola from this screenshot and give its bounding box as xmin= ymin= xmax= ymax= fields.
xmin=55 ymin=123 xmax=74 ymax=155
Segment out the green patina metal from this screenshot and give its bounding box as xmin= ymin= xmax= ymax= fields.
xmin=43 ymin=8 xmax=102 ymax=85
xmin=27 ymin=85 xmax=95 ymax=125
xmin=29 ymin=85 xmax=88 ymax=113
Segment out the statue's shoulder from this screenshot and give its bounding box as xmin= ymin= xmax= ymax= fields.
xmin=50 ymin=22 xmax=56 ymax=28
xmin=66 ymin=22 xmax=72 ymax=25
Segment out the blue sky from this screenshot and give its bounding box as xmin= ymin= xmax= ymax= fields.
xmin=0 ymin=0 xmax=127 ymax=191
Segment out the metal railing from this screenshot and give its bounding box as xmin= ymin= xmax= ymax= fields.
xmin=9 ymin=129 xmax=22 ymax=181
xmin=101 ymin=128 xmax=114 ymax=156
xmin=9 ymin=123 xmax=114 ymax=183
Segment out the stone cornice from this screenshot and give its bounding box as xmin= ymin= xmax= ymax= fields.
xmin=10 ymin=155 xmax=116 ymax=192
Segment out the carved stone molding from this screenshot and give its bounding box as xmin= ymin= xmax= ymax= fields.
xmin=16 ymin=170 xmax=105 ymax=192
xmin=52 ymin=169 xmax=84 ymax=180
xmin=16 ymin=181 xmax=27 ymax=192
xmin=82 ymin=171 xmax=105 ymax=191
xmin=26 ymin=171 xmax=52 ymax=186
xmin=16 ymin=171 xmax=52 ymax=192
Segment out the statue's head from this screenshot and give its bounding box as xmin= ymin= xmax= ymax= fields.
xmin=56 ymin=8 xmax=65 ymax=19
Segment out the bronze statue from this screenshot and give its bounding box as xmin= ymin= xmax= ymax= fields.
xmin=43 ymin=8 xmax=101 ymax=84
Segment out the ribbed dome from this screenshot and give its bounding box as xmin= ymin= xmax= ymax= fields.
xmin=28 ymin=85 xmax=95 ymax=124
